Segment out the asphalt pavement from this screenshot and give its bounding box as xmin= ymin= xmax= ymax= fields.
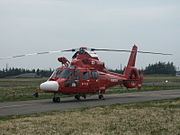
xmin=0 ymin=89 xmax=180 ymax=116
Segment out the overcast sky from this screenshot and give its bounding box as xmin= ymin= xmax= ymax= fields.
xmin=0 ymin=0 xmax=179 ymax=70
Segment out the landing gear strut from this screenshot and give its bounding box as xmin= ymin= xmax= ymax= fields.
xmin=53 ymin=93 xmax=61 ymax=103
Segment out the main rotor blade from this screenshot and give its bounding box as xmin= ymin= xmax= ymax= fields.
xmin=0 ymin=50 xmax=62 ymax=60
xmin=137 ymin=51 xmax=172 ymax=55
xmin=61 ymin=49 xmax=77 ymax=52
xmin=61 ymin=47 xmax=89 ymax=52
xmin=91 ymin=48 xmax=131 ymax=53
xmin=90 ymin=48 xmax=172 ymax=55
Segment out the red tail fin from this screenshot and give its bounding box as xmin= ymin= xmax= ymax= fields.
xmin=124 ymin=45 xmax=137 ymax=77
xmin=123 ymin=45 xmax=143 ymax=89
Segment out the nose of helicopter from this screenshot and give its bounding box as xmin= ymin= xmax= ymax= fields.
xmin=40 ymin=81 xmax=59 ymax=91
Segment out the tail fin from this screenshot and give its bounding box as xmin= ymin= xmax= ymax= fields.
xmin=123 ymin=45 xmax=143 ymax=89
xmin=124 ymin=45 xmax=138 ymax=77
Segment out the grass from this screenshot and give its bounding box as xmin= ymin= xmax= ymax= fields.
xmin=0 ymin=78 xmax=51 ymax=102
xmin=0 ymin=98 xmax=180 ymax=135
xmin=0 ymin=77 xmax=180 ymax=102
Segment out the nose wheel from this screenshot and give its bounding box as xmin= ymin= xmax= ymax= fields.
xmin=53 ymin=93 xmax=61 ymax=103
xmin=74 ymin=95 xmax=80 ymax=100
xmin=53 ymin=97 xmax=60 ymax=103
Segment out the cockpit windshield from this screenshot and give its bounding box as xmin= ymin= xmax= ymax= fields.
xmin=50 ymin=68 xmax=72 ymax=79
xmin=59 ymin=69 xmax=72 ymax=79
xmin=50 ymin=69 xmax=62 ymax=79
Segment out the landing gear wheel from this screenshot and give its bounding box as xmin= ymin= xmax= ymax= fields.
xmin=56 ymin=97 xmax=60 ymax=103
xmin=82 ymin=95 xmax=86 ymax=99
xmin=98 ymin=95 xmax=104 ymax=100
xmin=75 ymin=95 xmax=80 ymax=101
xmin=53 ymin=97 xmax=61 ymax=103
xmin=53 ymin=97 xmax=56 ymax=102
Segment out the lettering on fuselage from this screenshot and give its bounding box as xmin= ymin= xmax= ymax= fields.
xmin=110 ymin=79 xmax=118 ymax=82
xmin=82 ymin=82 xmax=89 ymax=86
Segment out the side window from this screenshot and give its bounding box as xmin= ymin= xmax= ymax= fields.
xmin=82 ymin=72 xmax=89 ymax=80
xmin=92 ymin=71 xmax=98 ymax=79
xmin=74 ymin=70 xmax=79 ymax=80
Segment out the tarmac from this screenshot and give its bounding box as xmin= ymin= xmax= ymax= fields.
xmin=0 ymin=89 xmax=180 ymax=116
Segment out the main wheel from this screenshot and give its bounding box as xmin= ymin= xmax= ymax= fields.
xmin=75 ymin=95 xmax=80 ymax=100
xmin=53 ymin=97 xmax=61 ymax=103
xmin=53 ymin=97 xmax=56 ymax=102
xmin=98 ymin=95 xmax=104 ymax=100
xmin=82 ymin=95 xmax=86 ymax=99
xmin=56 ymin=97 xmax=61 ymax=103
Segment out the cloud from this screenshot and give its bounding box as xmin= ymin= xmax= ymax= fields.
xmin=0 ymin=0 xmax=179 ymax=69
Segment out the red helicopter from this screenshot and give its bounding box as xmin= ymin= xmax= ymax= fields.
xmin=0 ymin=45 xmax=171 ymax=102
xmin=38 ymin=45 xmax=171 ymax=102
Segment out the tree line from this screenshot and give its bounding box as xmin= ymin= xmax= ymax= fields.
xmin=110 ymin=62 xmax=176 ymax=76
xmin=143 ymin=62 xmax=176 ymax=75
xmin=0 ymin=68 xmax=53 ymax=78
xmin=0 ymin=61 xmax=177 ymax=78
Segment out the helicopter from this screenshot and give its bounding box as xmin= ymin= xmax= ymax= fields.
xmin=38 ymin=45 xmax=171 ymax=102
xmin=0 ymin=45 xmax=171 ymax=103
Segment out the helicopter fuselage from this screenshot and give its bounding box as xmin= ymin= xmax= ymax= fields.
xmin=39 ymin=46 xmax=143 ymax=102
xmin=41 ymin=52 xmax=127 ymax=95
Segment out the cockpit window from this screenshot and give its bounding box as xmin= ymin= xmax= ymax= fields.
xmin=50 ymin=69 xmax=62 ymax=79
xmin=59 ymin=69 xmax=72 ymax=79
xmin=50 ymin=68 xmax=72 ymax=79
